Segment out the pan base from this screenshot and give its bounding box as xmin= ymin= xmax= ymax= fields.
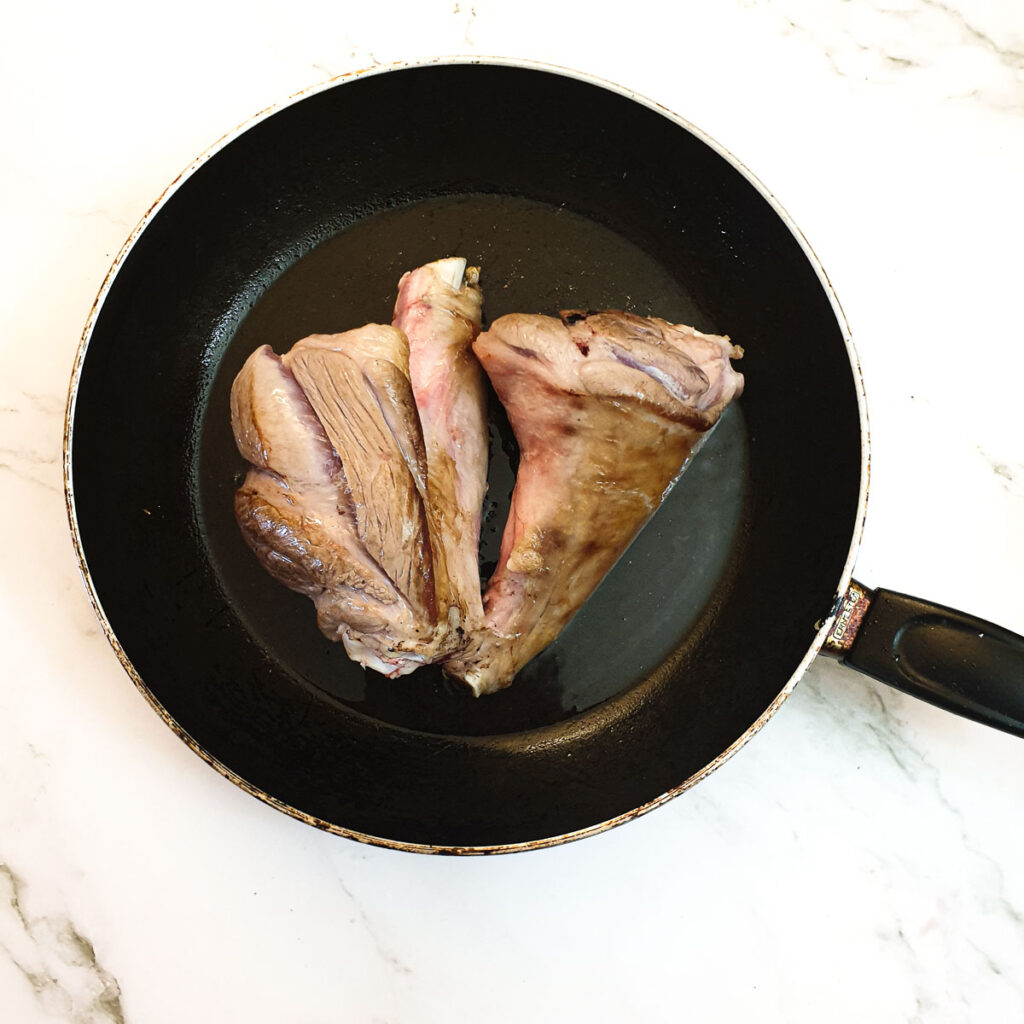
xmin=198 ymin=192 xmax=748 ymax=736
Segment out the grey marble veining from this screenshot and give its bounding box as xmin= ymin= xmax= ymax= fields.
xmin=0 ymin=389 xmax=63 ymax=495
xmin=0 ymin=865 xmax=124 ymax=1024
xmin=768 ymin=0 xmax=1024 ymax=109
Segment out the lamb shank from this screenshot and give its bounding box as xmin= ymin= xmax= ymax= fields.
xmin=443 ymin=310 xmax=744 ymax=695
xmin=231 ymin=332 xmax=442 ymax=676
xmin=230 ymin=259 xmax=486 ymax=677
xmin=393 ymin=257 xmax=486 ymax=635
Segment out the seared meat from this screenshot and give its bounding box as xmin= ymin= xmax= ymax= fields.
xmin=232 ymin=258 xmax=743 ymax=697
xmin=444 ymin=310 xmax=744 ymax=695
xmin=230 ymin=333 xmax=447 ymax=677
xmin=393 ymin=258 xmax=487 ymax=633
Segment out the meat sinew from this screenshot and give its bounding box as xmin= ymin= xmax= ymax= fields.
xmin=443 ymin=310 xmax=745 ymax=695
xmin=231 ymin=327 xmax=451 ymax=677
xmin=393 ymin=258 xmax=487 ymax=634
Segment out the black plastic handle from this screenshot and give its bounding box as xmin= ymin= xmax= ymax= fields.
xmin=828 ymin=583 xmax=1024 ymax=737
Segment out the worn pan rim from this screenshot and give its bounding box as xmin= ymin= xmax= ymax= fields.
xmin=63 ymin=54 xmax=871 ymax=854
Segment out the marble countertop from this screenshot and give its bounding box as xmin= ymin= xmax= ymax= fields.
xmin=3 ymin=1 xmax=1024 ymax=1021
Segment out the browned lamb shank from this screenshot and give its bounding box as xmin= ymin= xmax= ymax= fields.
xmin=393 ymin=257 xmax=487 ymax=636
xmin=443 ymin=310 xmax=744 ymax=695
xmin=230 ymin=259 xmax=484 ymax=678
xmin=231 ymin=261 xmax=743 ymax=695
xmin=231 ymin=327 xmax=444 ymax=676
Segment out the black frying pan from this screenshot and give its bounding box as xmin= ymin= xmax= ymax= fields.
xmin=65 ymin=60 xmax=1024 ymax=853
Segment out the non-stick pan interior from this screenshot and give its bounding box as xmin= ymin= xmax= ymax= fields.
xmin=200 ymin=192 xmax=749 ymax=735
xmin=70 ymin=64 xmax=862 ymax=847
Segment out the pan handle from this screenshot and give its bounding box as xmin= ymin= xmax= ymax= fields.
xmin=824 ymin=581 xmax=1024 ymax=738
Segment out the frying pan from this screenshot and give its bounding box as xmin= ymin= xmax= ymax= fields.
xmin=64 ymin=59 xmax=1024 ymax=853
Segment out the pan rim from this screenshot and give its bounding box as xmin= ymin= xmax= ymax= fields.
xmin=63 ymin=54 xmax=871 ymax=855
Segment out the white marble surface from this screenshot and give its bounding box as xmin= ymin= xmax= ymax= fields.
xmin=3 ymin=1 xmax=1024 ymax=1020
